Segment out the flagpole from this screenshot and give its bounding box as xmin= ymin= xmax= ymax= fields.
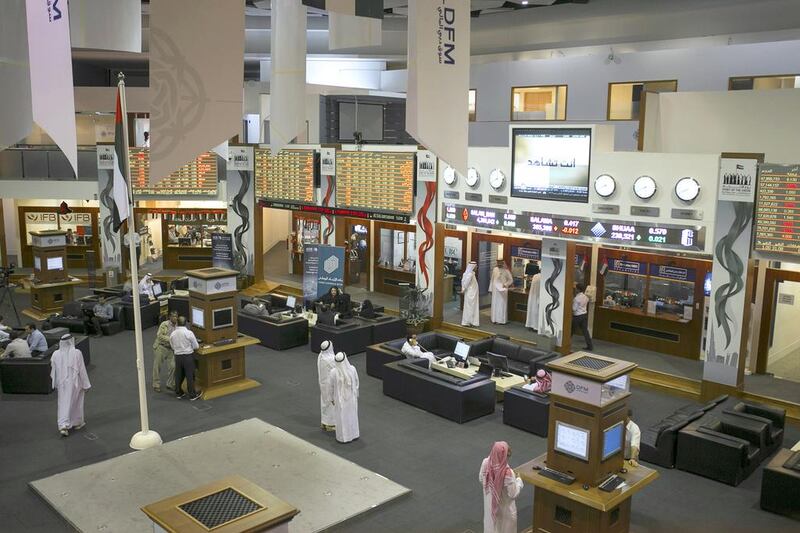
xmin=119 ymin=73 xmax=162 ymax=450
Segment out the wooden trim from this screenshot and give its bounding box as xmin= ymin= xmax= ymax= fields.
xmin=755 ymin=267 xmax=800 ymax=374
xmin=509 ymin=84 xmax=568 ymax=122
xmin=254 ymin=206 xmax=264 ymax=282
xmin=606 ymin=79 xmax=678 ymax=121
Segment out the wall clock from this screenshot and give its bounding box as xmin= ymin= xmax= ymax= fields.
xmin=489 ymin=169 xmax=506 ymax=191
xmin=466 ymin=167 xmax=480 ymax=189
xmin=633 ymin=175 xmax=657 ymax=200
xmin=675 ymin=177 xmax=700 ymax=203
xmin=443 ymin=166 xmax=457 ymax=186
xmin=594 ymin=174 xmax=616 ymax=198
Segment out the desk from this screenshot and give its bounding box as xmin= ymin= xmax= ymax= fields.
xmin=431 ymin=361 xmax=525 ymax=398
xmin=508 ymin=287 xmax=528 ymax=323
xmin=196 ymin=335 xmax=261 ymax=400
xmin=163 ymin=245 xmax=212 ymax=270
xmin=517 ymin=453 xmax=658 ymax=533
xmin=22 ymin=277 xmax=83 ymax=319
xmin=142 ymin=475 xmax=298 ymax=533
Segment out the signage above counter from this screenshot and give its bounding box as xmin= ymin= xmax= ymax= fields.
xmin=441 ymin=202 xmax=705 ymax=252
xmin=259 ymin=200 xmax=410 ymax=223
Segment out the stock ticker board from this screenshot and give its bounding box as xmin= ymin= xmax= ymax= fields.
xmin=254 ymin=149 xmax=315 ymax=204
xmin=442 ymin=202 xmax=705 ymax=252
xmin=129 ymin=149 xmax=218 ymax=196
xmin=755 ymin=164 xmax=800 ymax=255
xmin=336 ymin=151 xmax=415 ymax=216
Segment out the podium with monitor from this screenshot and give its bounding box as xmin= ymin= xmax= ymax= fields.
xmin=23 ymin=230 xmax=83 ymax=318
xmin=517 ymin=352 xmax=658 ymax=533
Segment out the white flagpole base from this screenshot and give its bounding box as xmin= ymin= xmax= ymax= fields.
xmin=129 ymin=430 xmax=163 ymax=450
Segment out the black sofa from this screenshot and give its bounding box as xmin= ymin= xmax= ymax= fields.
xmin=310 ymin=319 xmax=373 ymax=355
xmin=366 ymin=331 xmax=462 ymax=379
xmin=48 ymin=298 xmax=125 ymax=336
xmin=242 ymin=293 xmax=295 ymax=314
xmin=238 ymin=311 xmax=308 ymax=350
xmin=502 ymin=386 xmax=550 ymax=437
xmin=119 ymin=299 xmax=161 ymax=330
xmin=382 ymin=360 xmax=495 ymax=423
xmin=723 ymin=401 xmax=785 ymax=455
xmin=468 ymin=335 xmax=560 ymax=376
xmin=168 ymin=294 xmax=190 ymax=320
xmin=358 ymin=314 xmax=406 ymax=344
xmin=1 ymin=336 xmax=91 ymax=394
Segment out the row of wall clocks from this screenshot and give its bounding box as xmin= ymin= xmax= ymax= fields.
xmin=594 ymin=174 xmax=701 ymax=203
xmin=443 ymin=166 xmax=507 ymax=191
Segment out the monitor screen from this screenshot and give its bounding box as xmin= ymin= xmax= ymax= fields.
xmin=511 ymin=127 xmax=592 ymax=203
xmin=703 ymin=271 xmax=712 ymax=297
xmin=152 ymin=283 xmax=163 ymax=297
xmin=487 ymin=352 xmax=509 ymax=372
xmin=602 ymin=422 xmax=625 ymax=460
xmin=212 ymin=307 xmax=234 ymax=329
xmin=191 ymin=307 xmax=205 ymax=328
xmin=605 ymin=375 xmax=629 ymax=390
xmin=454 ymin=341 xmax=470 ymax=360
xmin=554 ymin=421 xmax=590 ymax=461
xmin=286 ymin=295 xmax=297 ymax=309
xmin=47 ymin=256 xmax=64 ymax=270
xmin=34 ymin=256 xmax=41 ymax=271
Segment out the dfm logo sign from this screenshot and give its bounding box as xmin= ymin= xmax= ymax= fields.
xmin=48 ymin=0 xmax=62 ymax=22
xmin=437 ymin=3 xmax=457 ymax=65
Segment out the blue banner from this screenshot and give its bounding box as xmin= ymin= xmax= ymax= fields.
xmin=316 ymin=245 xmax=346 ymax=298
xmin=649 ymin=264 xmax=696 ymax=282
xmin=607 ymin=259 xmax=647 ymax=275
xmin=303 ymin=244 xmax=319 ymax=305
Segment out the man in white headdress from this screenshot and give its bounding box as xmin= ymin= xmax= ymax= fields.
xmin=461 ymin=261 xmax=480 ymax=327
xmin=317 ymin=340 xmax=337 ymax=431
xmin=525 ymin=262 xmax=541 ymax=331
xmin=50 ymin=334 xmax=91 ymax=437
xmin=489 ymin=259 xmax=513 ymax=324
xmin=326 ymin=352 xmax=360 ymax=443
xmin=138 ymin=273 xmax=156 ymax=300
xmin=401 ymin=334 xmax=436 ymax=368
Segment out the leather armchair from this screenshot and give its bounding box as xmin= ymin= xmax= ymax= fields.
xmin=382 ymin=360 xmax=495 ymax=423
xmin=1 ymin=336 xmax=91 ymax=394
xmin=640 ymin=410 xmax=704 ymax=468
xmin=48 ymin=298 xmax=125 ymax=336
xmin=237 ymin=311 xmax=308 ymax=350
xmin=724 ymin=401 xmax=785 ymax=454
xmin=503 ymin=386 xmax=550 ymax=437
xmin=120 ymin=299 xmax=160 ymax=330
xmin=359 ymin=314 xmax=406 ymax=344
xmin=366 ymin=331 xmax=462 ymax=379
xmin=310 ymin=319 xmax=373 ymax=354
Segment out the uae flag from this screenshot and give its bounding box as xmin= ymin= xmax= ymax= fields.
xmin=112 ymin=88 xmax=130 ymax=232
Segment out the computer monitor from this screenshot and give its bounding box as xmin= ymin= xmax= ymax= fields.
xmin=602 ymin=422 xmax=625 ymax=460
xmin=286 ymin=295 xmax=297 ymax=309
xmin=487 ymin=352 xmax=509 ymax=375
xmin=34 ymin=256 xmax=41 ymax=271
xmin=152 ymin=283 xmax=163 ymax=297
xmin=47 ymin=256 xmax=64 ymax=270
xmin=212 ymin=307 xmax=234 ymax=329
xmin=191 ymin=307 xmax=205 ymax=328
xmin=554 ymin=421 xmax=590 ymax=461
xmin=454 ymin=341 xmax=470 ymax=360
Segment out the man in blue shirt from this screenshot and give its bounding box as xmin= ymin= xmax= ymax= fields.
xmin=25 ymin=323 xmax=48 ymax=355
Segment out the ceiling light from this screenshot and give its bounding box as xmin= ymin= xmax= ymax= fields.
xmin=522 ymin=1 xmax=529 ymax=4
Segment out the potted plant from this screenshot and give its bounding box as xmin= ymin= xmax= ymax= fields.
xmin=399 ymin=285 xmax=431 ymax=335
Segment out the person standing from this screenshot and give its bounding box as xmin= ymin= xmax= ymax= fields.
xmin=326 ymin=351 xmax=360 ymax=443
xmin=50 ymin=334 xmax=91 ymax=437
xmin=489 ymin=259 xmax=513 ymax=324
xmin=572 ymin=283 xmax=593 ymax=350
xmin=26 ymin=323 xmax=48 ymax=355
xmin=401 ymin=335 xmax=436 ymax=368
xmin=153 ymin=311 xmax=178 ymax=393
xmin=525 ymin=262 xmax=541 ymax=331
xmin=460 ymin=261 xmax=480 ymax=327
xmin=625 ymin=409 xmax=642 ymax=467
xmin=479 ymin=441 xmax=523 ymax=533
xmin=317 ymin=340 xmax=337 ymax=431
xmin=170 ymin=316 xmax=201 ymax=401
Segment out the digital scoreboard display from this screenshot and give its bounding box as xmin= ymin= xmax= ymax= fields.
xmin=754 ymin=163 xmax=800 ymax=255
xmin=442 ymin=203 xmax=705 ymax=251
xmin=254 ymin=148 xmax=316 ymax=204
xmin=336 ymin=151 xmax=415 ymax=216
xmin=130 ymin=149 xmax=218 ymax=196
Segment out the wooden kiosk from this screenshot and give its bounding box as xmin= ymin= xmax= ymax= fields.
xmin=25 ymin=230 xmax=83 ymax=318
xmin=186 ymin=268 xmax=260 ymax=400
xmin=518 ymin=352 xmax=658 ymax=533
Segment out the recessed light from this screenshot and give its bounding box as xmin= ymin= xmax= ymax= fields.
xmin=522 ymin=1 xmax=529 ymax=4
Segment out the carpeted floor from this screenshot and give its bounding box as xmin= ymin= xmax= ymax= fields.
xmin=1 ymin=288 xmax=800 ymax=532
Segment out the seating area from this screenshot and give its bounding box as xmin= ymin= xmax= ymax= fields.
xmin=467 ymin=335 xmax=560 ymax=376
xmin=366 ymin=331 xmax=461 ymax=379
xmin=238 ymin=307 xmax=309 ymax=350
xmin=0 ymin=335 xmax=91 ymax=394
xmin=47 ymin=297 xmax=126 ymax=336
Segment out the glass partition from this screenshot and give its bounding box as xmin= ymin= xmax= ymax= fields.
xmin=602 ymin=260 xmax=647 ymax=310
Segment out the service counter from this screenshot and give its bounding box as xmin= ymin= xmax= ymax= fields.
xmin=374 ymin=221 xmax=416 ymax=296
xmin=508 ymin=287 xmax=529 ymax=323
xmin=373 ymin=265 xmax=415 ymax=296
xmin=17 ymin=206 xmax=100 ymax=269
xmin=163 ymin=244 xmax=213 ymax=270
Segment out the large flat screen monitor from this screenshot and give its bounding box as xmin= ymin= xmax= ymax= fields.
xmin=212 ymin=307 xmax=234 ymax=329
xmin=47 ymin=256 xmax=64 ymax=271
xmin=286 ymin=295 xmax=297 ymax=309
xmin=34 ymin=256 xmax=41 ymax=271
xmin=511 ymin=127 xmax=592 ymax=203
xmin=191 ymin=307 xmax=205 ymax=329
xmin=554 ymin=421 xmax=590 ymax=461
xmin=454 ymin=341 xmax=470 ymax=360
xmin=602 ymin=421 xmax=625 ymax=460
xmin=487 ymin=352 xmax=509 ymax=374
xmin=152 ymin=283 xmax=163 ymax=297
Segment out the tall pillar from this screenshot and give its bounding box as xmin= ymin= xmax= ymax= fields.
xmin=226 ymin=146 xmax=257 ymax=279
xmin=319 ymin=147 xmax=336 ymax=245
xmin=96 ymin=145 xmax=123 ymax=281
xmin=415 ymin=150 xmax=437 ymax=315
xmin=702 ymin=156 xmax=759 ymax=398
xmin=539 ymin=238 xmax=575 ymax=354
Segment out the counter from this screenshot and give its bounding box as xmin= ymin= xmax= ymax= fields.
xmin=508 ymin=287 xmax=529 ymax=323
xmin=373 ymin=265 xmax=415 ymax=296
xmin=163 ymin=244 xmax=212 ymax=270
xmin=593 ymin=304 xmax=702 ymax=358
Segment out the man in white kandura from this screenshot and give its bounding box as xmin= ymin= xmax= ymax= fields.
xmin=317 ymin=340 xmax=337 ymax=431
xmin=50 ymin=334 xmax=91 ymax=437
xmin=479 ymin=441 xmax=523 ymax=533
xmin=461 ymin=261 xmax=480 ymax=327
xmin=489 ymin=259 xmax=513 ymax=324
xmin=326 ymin=351 xmax=360 ymax=443
xmin=525 ymin=262 xmax=541 ymax=330
xmin=138 ymin=272 xmax=156 ymax=299
xmin=401 ymin=334 xmax=437 ymax=368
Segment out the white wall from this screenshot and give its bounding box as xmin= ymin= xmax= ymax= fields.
xmin=469 ymin=39 xmax=800 ymax=149
xmin=262 ymin=208 xmax=291 ymax=255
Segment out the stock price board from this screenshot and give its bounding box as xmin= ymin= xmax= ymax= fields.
xmin=754 ymin=163 xmax=800 ymax=255
xmin=130 ymin=149 xmax=218 ymax=196
xmin=336 ymin=151 xmax=415 ymax=215
xmin=254 ymin=149 xmax=316 ymax=204
xmin=442 ymin=203 xmax=705 ymax=251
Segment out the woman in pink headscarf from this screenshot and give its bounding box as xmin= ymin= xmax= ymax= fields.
xmin=479 ymin=441 xmax=523 ymax=533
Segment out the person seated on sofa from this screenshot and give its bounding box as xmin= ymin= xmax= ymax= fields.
xmin=138 ymin=273 xmax=156 ymax=300
xmin=25 ymin=323 xmax=48 ymax=356
xmin=243 ymin=300 xmax=271 ymax=317
xmin=2 ymin=331 xmax=32 ymax=359
xmin=401 ymin=334 xmax=437 ymax=368
xmin=625 ymin=409 xmax=641 ymax=467
xmin=0 ymin=315 xmax=11 ymax=337
xmin=316 ymin=304 xmax=344 ymax=327
xmin=318 ymin=287 xmax=352 ymax=316
xmin=523 ymin=369 xmax=552 ymax=393
xmin=358 ymin=299 xmax=376 ymax=319
xmin=84 ymin=297 xmax=114 ymax=337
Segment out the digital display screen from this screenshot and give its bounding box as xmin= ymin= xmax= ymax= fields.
xmin=511 ymin=127 xmax=592 ymax=203
xmin=554 ymin=421 xmax=590 ymax=461
xmin=286 ymin=296 xmax=297 ymax=309
xmin=47 ymin=256 xmax=64 ymax=270
xmin=152 ymin=283 xmax=163 ymax=296
xmin=704 ymin=272 xmax=712 ymax=297
xmin=34 ymin=256 xmax=41 ymax=271
xmin=212 ymin=307 xmax=233 ymax=329
xmin=254 ymin=149 xmax=316 ymax=204
xmin=191 ymin=307 xmax=205 ymax=329
xmin=442 ymin=203 xmax=705 ymax=252
xmin=130 ymin=149 xmax=219 ymax=196
xmin=454 ymin=341 xmax=470 ymax=359
xmin=336 ymin=151 xmax=415 ymax=215
xmin=755 ymin=163 xmax=800 ymax=255
xmin=602 ymin=422 xmax=624 ymax=460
